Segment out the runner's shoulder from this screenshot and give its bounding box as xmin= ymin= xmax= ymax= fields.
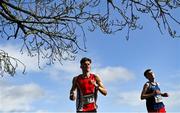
xmin=92 ymin=73 xmax=101 ymax=82
xmin=72 ymin=75 xmax=81 ymax=82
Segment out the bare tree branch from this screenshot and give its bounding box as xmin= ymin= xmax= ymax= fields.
xmin=0 ymin=49 xmax=26 ymax=76
xmin=0 ymin=0 xmax=179 ymax=76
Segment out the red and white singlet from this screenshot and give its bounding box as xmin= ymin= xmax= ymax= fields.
xmin=76 ymin=74 xmax=98 ymax=112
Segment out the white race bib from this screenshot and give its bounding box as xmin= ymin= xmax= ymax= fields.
xmin=83 ymin=94 xmax=95 ymax=104
xmin=154 ymin=94 xmax=163 ymax=103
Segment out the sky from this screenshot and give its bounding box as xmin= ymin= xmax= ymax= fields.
xmin=0 ymin=1 xmax=180 ymax=113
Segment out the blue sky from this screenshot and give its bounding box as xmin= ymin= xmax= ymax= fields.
xmin=1 ymin=2 xmax=180 ymax=113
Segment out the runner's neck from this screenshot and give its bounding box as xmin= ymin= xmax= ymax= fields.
xmin=149 ymin=81 xmax=156 ymax=85
xmin=82 ymin=73 xmax=91 ymax=78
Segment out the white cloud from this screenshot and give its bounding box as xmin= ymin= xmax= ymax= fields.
xmin=0 ymin=44 xmax=81 ymax=77
xmin=116 ymin=91 xmax=144 ymax=106
xmin=93 ymin=66 xmax=134 ymax=83
xmin=45 ymin=61 xmax=80 ymax=81
xmin=1 ymin=44 xmax=135 ymax=84
xmin=0 ymin=81 xmax=44 ymax=112
xmin=45 ymin=63 xmax=135 ymax=83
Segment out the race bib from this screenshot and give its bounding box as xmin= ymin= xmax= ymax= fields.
xmin=154 ymin=94 xmax=163 ymax=103
xmin=83 ymin=94 xmax=95 ymax=104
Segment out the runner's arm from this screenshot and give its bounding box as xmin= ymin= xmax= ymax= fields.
xmin=95 ymin=75 xmax=107 ymax=96
xmin=69 ymin=76 xmax=77 ymax=101
xmin=140 ymin=83 xmax=155 ymax=100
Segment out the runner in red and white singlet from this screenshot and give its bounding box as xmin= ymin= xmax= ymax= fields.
xmin=70 ymin=57 xmax=107 ymax=113
xmin=76 ymin=73 xmax=98 ymax=111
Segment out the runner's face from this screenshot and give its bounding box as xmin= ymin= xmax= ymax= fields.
xmin=81 ymin=61 xmax=91 ymax=72
xmin=147 ymin=71 xmax=155 ymax=81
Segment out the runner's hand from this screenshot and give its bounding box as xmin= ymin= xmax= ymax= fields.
xmin=162 ymin=93 xmax=169 ymax=97
xmin=90 ymin=80 xmax=98 ymax=87
xmin=70 ymin=93 xmax=76 ymax=100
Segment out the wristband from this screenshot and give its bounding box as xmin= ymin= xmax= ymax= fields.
xmin=70 ymin=91 xmax=74 ymax=96
xmin=70 ymin=93 xmax=74 ymax=96
xmin=96 ymin=85 xmax=99 ymax=89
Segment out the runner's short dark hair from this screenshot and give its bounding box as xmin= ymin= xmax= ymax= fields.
xmin=80 ymin=57 xmax=92 ymax=65
xmin=144 ymin=69 xmax=151 ymax=77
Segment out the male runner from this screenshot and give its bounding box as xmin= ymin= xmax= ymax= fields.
xmin=69 ymin=57 xmax=107 ymax=113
